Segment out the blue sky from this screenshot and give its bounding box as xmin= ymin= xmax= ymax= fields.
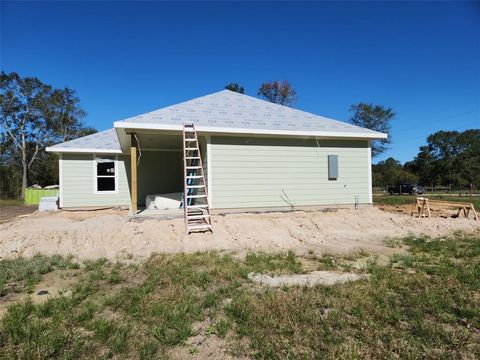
xmin=2 ymin=1 xmax=479 ymax=163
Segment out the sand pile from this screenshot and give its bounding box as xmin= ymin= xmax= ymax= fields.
xmin=1 ymin=207 xmax=478 ymax=260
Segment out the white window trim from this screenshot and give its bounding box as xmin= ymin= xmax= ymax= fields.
xmin=59 ymin=154 xmax=63 ymax=208
xmin=93 ymin=154 xmax=119 ymax=194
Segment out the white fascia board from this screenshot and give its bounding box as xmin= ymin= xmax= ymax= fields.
xmin=115 ymin=127 xmax=131 ymax=154
xmin=114 ymin=122 xmax=181 ymax=132
xmin=113 ymin=121 xmax=388 ymax=140
xmin=46 ymin=147 xmax=123 ymax=154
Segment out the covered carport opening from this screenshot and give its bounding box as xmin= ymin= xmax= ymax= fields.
xmin=123 ymin=130 xmax=207 ymax=215
xmin=136 ymin=132 xmax=183 ymax=210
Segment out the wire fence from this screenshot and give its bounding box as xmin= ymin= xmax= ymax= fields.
xmin=373 ymin=186 xmax=478 ymax=197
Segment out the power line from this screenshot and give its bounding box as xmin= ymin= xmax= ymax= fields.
xmin=392 ymin=119 xmax=480 ymax=144
xmin=392 ymin=108 xmax=480 ymax=136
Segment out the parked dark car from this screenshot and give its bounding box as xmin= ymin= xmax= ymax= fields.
xmin=388 ymin=182 xmax=424 ymax=195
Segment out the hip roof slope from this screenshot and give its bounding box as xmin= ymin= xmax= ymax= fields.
xmin=47 ymin=128 xmax=121 ymax=152
xmin=117 ymin=90 xmax=384 ymax=137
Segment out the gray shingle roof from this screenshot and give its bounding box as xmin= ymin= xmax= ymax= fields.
xmin=48 ymin=90 xmax=386 ymax=153
xmin=115 ymin=90 xmax=385 ymax=138
xmin=46 ymin=128 xmax=121 ymax=153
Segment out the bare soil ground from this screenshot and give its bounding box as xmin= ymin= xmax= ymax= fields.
xmin=0 ymin=205 xmax=37 ymax=222
xmin=1 ymin=206 xmax=478 ymax=261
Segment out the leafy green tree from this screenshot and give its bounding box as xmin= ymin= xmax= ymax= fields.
xmin=0 ymin=133 xmax=21 ymax=198
xmin=404 ymin=148 xmax=439 ymax=187
xmin=349 ymin=103 xmax=395 ymax=157
xmin=372 ymin=157 xmax=417 ymax=187
xmin=1 ymin=72 xmax=52 ymax=198
xmin=456 ymin=129 xmax=480 ymax=189
xmin=0 ymin=71 xmax=91 ymax=198
xmin=225 ymin=83 xmax=245 ymax=94
xmin=427 ymin=131 xmax=460 ymax=185
xmin=257 ymin=80 xmax=296 ymax=106
xmin=47 ymin=88 xmax=90 ymax=142
xmin=407 ymin=129 xmax=480 ymax=189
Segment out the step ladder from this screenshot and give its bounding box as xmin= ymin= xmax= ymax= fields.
xmin=182 ymin=124 xmax=213 ymax=233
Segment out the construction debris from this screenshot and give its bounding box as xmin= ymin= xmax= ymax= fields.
xmin=248 ymin=271 xmax=368 ymax=287
xmin=411 ymin=197 xmax=478 ymax=220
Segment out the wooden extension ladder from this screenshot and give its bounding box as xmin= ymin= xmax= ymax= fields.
xmin=182 ymin=124 xmax=213 ymax=233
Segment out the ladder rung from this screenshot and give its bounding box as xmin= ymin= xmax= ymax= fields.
xmin=187 ymin=214 xmax=211 ymax=220
xmin=183 ymin=124 xmax=212 ymax=234
xmin=188 ymin=224 xmax=212 ymax=231
xmin=187 ymin=204 xmax=208 ymax=209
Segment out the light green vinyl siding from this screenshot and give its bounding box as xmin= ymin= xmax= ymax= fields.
xmin=210 ymin=137 xmax=370 ymax=209
xmin=61 ymin=154 xmax=131 ymax=208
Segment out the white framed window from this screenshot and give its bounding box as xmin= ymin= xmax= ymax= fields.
xmin=93 ymin=155 xmax=118 ymax=194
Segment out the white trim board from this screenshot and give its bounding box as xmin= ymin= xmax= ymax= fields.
xmin=59 ymin=154 xmax=63 ymax=208
xmin=206 ymin=135 xmax=212 ymax=207
xmin=114 ymin=121 xmax=387 ymax=140
xmin=47 ymin=147 xmax=122 ymax=154
xmin=367 ymin=142 xmax=372 ymax=204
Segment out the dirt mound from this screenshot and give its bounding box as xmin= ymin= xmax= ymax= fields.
xmin=1 ymin=207 xmax=478 ymax=260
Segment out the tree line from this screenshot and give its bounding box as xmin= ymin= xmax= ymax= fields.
xmin=1 ymin=72 xmax=95 ymax=199
xmin=374 ymin=129 xmax=480 ymax=190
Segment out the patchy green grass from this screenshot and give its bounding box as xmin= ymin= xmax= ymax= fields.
xmin=244 ymin=251 xmax=302 ymax=275
xmin=374 ymin=194 xmax=480 ymax=209
xmin=1 ymin=237 xmax=479 ymax=359
xmin=0 ymin=199 xmax=24 ymax=206
xmin=227 ymin=233 xmax=480 ymax=359
xmin=0 ymin=255 xmax=79 ymax=296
